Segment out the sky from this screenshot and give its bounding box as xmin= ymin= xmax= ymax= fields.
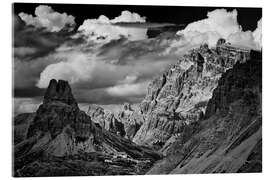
xmin=12 ymin=3 xmax=262 ymax=115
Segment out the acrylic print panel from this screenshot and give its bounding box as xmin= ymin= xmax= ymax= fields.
xmin=12 ymin=2 xmax=262 ymax=177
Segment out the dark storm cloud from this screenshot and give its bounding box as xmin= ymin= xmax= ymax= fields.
xmin=112 ymin=22 xmax=185 ymax=38
xmin=13 ymin=12 xmax=81 ymax=61
xmin=12 ymin=12 xmax=86 ymax=93
xmin=14 ymin=55 xmax=59 ymax=90
xmin=13 ymin=87 xmax=45 ymax=98
xmin=114 ymin=22 xmax=175 ymax=28
xmin=72 ymin=87 xmax=144 ymax=105
xmin=97 ymin=32 xmax=179 ymax=65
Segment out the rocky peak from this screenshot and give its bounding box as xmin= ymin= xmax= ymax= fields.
xmin=123 ymin=103 xmax=133 ymax=111
xmin=43 ymin=79 xmax=78 ymax=108
xmin=216 ymin=38 xmax=226 ymax=46
xmin=27 ymin=80 xmax=82 ymax=138
xmin=133 ymin=41 xmax=253 ymax=146
xmin=15 ymin=80 xmax=162 ymax=175
xmin=147 ymin=51 xmax=262 ymax=174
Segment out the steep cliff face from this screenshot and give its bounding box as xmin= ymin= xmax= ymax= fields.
xmin=147 ymin=51 xmax=262 ymax=174
xmin=133 ymin=43 xmax=250 ymax=146
xmin=117 ymin=103 xmax=144 ymax=140
xmin=87 ymin=105 xmax=126 ymax=137
xmin=14 ymin=79 xmax=162 ymax=176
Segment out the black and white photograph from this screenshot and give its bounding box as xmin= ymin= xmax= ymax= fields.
xmin=12 ymin=2 xmax=262 ymax=177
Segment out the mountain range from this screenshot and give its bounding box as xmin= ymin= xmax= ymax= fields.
xmin=13 ymin=39 xmax=262 ymax=176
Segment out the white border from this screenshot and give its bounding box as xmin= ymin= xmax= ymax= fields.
xmin=1 ymin=0 xmax=268 ymax=179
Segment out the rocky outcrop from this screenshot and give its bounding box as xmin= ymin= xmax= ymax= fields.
xmin=117 ymin=103 xmax=143 ymax=140
xmin=106 ymin=113 xmax=126 ymax=137
xmin=87 ymin=105 xmax=126 ymax=137
xmin=87 ymin=104 xmax=105 ymax=127
xmin=133 ymin=43 xmax=250 ymax=147
xmin=87 ymin=103 xmax=143 ymax=140
xmin=147 ymin=51 xmax=262 ymax=174
xmin=14 ymin=79 xmax=162 ymax=176
xmin=43 ymin=79 xmax=78 ymax=108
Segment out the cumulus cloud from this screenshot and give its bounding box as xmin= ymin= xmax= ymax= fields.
xmin=176 ymin=9 xmax=241 ymax=47
xmin=13 ymin=47 xmax=37 ymax=57
xmin=13 ymin=98 xmax=41 ymax=115
xmin=118 ymin=73 xmax=139 ymax=84
xmin=106 ymin=81 xmax=149 ymax=97
xmin=110 ymin=10 xmax=146 ymax=23
xmin=36 ymin=52 xmax=95 ymax=88
xmin=253 ymin=18 xmax=262 ymax=49
xmin=19 ymin=5 xmax=75 ymax=32
xmin=77 ymin=10 xmax=147 ymax=42
xmin=181 ymin=9 xmax=240 ymax=38
xmin=175 ymin=9 xmax=261 ymax=50
xmin=105 ymin=72 xmax=148 ymax=97
xmin=227 ymin=31 xmax=256 ymax=49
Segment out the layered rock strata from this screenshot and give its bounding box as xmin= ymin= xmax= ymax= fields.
xmin=147 ymin=50 xmax=262 ymax=174
xmin=133 ymin=43 xmax=250 ymax=147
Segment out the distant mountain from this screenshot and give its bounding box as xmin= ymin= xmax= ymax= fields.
xmin=87 ymin=103 xmax=143 ymax=140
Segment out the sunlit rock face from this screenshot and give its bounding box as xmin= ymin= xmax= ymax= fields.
xmin=147 ymin=51 xmax=262 ymax=174
xmin=117 ymin=103 xmax=144 ymax=140
xmin=87 ymin=103 xmax=143 ymax=140
xmin=133 ymin=41 xmax=251 ymax=147
xmin=87 ymin=104 xmax=126 ymax=137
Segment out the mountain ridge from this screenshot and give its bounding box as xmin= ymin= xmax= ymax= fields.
xmin=13 ymin=41 xmax=262 ymax=176
xmin=132 ymin=42 xmax=250 ymax=147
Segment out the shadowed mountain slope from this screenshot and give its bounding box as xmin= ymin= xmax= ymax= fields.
xmin=13 ymin=79 xmax=162 ymax=176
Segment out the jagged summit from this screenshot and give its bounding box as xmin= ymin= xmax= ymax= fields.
xmin=123 ymin=103 xmax=133 ymax=111
xmin=148 ymin=50 xmax=262 ymax=174
xmin=43 ymin=79 xmax=78 ymax=108
xmin=133 ymin=42 xmax=253 ymax=146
